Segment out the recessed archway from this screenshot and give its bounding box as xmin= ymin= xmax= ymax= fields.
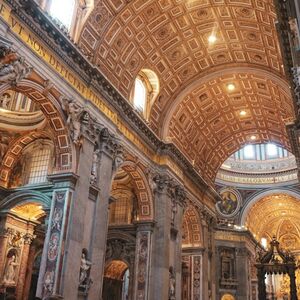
xmin=0 ymin=79 xmax=74 ymax=187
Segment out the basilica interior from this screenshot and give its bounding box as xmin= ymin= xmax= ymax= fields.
xmin=0 ymin=0 xmax=299 ymax=299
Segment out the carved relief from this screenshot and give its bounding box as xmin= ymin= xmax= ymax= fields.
xmin=135 ymin=231 xmax=150 ymax=300
xmin=192 ymin=256 xmax=201 ymax=299
xmin=106 ymin=238 xmax=135 ymax=264
xmin=42 ymin=190 xmax=67 ymax=299
xmin=0 ymin=56 xmax=32 ymax=85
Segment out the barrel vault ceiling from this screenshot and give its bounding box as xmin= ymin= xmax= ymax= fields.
xmin=78 ymin=0 xmax=295 ymax=185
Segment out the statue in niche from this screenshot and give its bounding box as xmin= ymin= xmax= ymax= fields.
xmin=90 ymin=149 xmax=100 ymax=185
xmin=3 ymin=253 xmax=18 ymax=285
xmin=0 ymin=92 xmax=11 ymax=109
xmin=0 ymin=57 xmax=32 ymax=85
xmin=171 ymin=198 xmax=177 ymax=226
xmin=169 ymin=266 xmax=176 ymax=300
xmin=62 ymin=98 xmax=84 ymax=144
xmin=79 ymin=249 xmax=92 ymax=288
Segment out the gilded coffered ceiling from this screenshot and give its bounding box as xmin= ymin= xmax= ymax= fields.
xmin=10 ymin=202 xmax=45 ymax=220
xmin=245 ymin=194 xmax=300 ymax=250
xmin=79 ymin=0 xmax=294 ymax=184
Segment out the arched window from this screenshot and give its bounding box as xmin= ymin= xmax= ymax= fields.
xmin=131 ymin=69 xmax=159 ymax=119
xmin=49 ymin=0 xmax=76 ymax=30
xmin=13 ymin=140 xmax=54 ymax=186
xmin=133 ymin=78 xmax=147 ymax=112
xmin=109 ymin=190 xmax=134 ymax=225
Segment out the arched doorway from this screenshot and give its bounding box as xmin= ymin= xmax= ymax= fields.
xmin=27 ymin=251 xmax=42 ymax=299
xmin=221 ymin=293 xmax=235 ymax=300
xmin=101 ymin=161 xmax=154 ymax=299
xmin=102 ymin=260 xmax=129 ymax=300
xmin=181 ymin=206 xmax=203 ymax=300
xmin=0 ymin=198 xmax=50 ymax=300
xmin=242 ymin=192 xmax=300 ymax=299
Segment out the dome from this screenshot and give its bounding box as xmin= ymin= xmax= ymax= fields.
xmin=216 ymin=144 xmax=298 ymax=187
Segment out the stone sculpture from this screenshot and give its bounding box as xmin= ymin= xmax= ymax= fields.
xmin=3 ymin=255 xmax=18 ymax=285
xmin=0 ymin=57 xmax=32 ymax=85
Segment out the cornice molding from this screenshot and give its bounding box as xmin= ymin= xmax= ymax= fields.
xmin=3 ymin=0 xmax=220 ymax=201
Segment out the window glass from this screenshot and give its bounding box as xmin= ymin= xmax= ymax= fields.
xmin=133 ymin=78 xmax=146 ymax=112
xmin=266 ymin=143 xmax=278 ymax=157
xmin=27 ymin=146 xmax=51 ymax=184
xmin=49 ymin=0 xmax=75 ymax=29
xmin=243 ymin=145 xmax=255 ymax=159
xmin=109 ymin=195 xmax=132 ymax=224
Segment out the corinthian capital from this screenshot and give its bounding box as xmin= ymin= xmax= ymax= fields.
xmin=23 ymin=232 xmax=36 ymax=245
xmin=173 ymin=185 xmax=187 ymax=208
xmin=99 ymin=128 xmax=124 ymax=173
xmin=152 ymin=173 xmax=172 ymax=193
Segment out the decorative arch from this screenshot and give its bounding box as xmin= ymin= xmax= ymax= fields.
xmin=0 ymin=130 xmax=52 ymax=186
xmin=221 ymin=294 xmax=235 ymax=300
xmin=0 ymin=190 xmax=51 ymax=211
xmin=115 ymin=160 xmax=154 ymax=221
xmin=182 ymin=206 xmax=202 ymax=248
xmin=0 ymin=78 xmax=74 ymax=187
xmin=161 ymin=66 xmax=291 ymax=138
xmin=239 ymin=188 xmax=300 ymax=225
xmin=160 ymin=67 xmax=293 ymax=184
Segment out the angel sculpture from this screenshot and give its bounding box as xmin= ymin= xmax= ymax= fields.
xmin=62 ymin=98 xmax=84 ymax=144
xmin=0 ymin=57 xmax=32 ymax=85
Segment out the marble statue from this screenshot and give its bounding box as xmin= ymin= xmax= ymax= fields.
xmin=62 ymin=98 xmax=84 ymax=144
xmin=0 ymin=93 xmax=11 ymax=109
xmin=0 ymin=57 xmax=32 ymax=85
xmin=169 ymin=266 xmax=176 ymax=300
xmin=171 ymin=199 xmax=177 ymax=226
xmin=113 ymin=149 xmax=124 ymax=174
xmin=90 ymin=149 xmax=100 ymax=185
xmin=3 ymin=255 xmax=18 ymax=285
xmin=79 ymin=251 xmax=92 ymax=287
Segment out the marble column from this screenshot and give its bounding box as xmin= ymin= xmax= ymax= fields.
xmin=172 ymin=188 xmax=186 ymax=300
xmin=191 ymin=254 xmax=203 ymax=300
xmin=22 ymin=241 xmax=37 ymax=300
xmin=149 ymin=172 xmax=186 ymax=300
xmin=133 ymin=221 xmax=154 ymax=300
xmin=150 ymin=173 xmax=172 ymax=300
xmin=36 ymin=130 xmax=95 ymax=299
xmin=236 ymin=247 xmax=250 ymax=300
xmin=209 ymin=225 xmax=216 ymax=300
xmin=200 ymin=213 xmax=209 ymax=300
xmin=0 ymin=224 xmax=10 ymax=279
xmin=87 ymin=129 xmax=123 ymax=300
xmin=16 ymin=233 xmax=35 ymax=300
